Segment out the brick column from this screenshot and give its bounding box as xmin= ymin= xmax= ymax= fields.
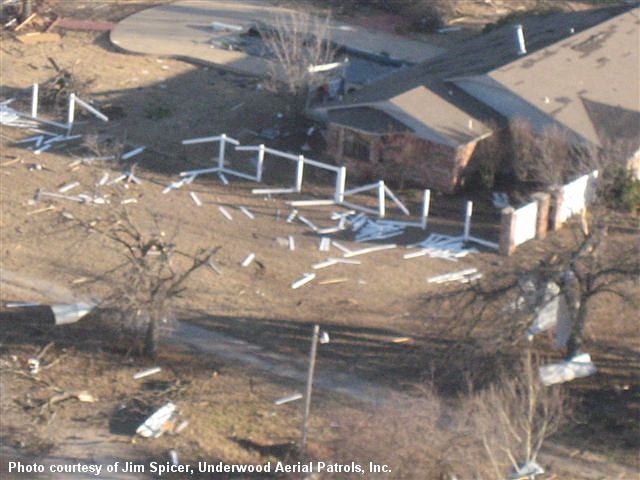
xmin=549 ymin=186 xmax=564 ymax=231
xmin=499 ymin=207 xmax=516 ymax=256
xmin=531 ymin=192 xmax=550 ymax=239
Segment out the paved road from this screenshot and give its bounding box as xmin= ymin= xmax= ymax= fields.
xmin=110 ymin=0 xmax=444 ymax=76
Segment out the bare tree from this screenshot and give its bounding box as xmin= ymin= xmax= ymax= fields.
xmin=453 ymin=350 xmax=567 ymax=479
xmin=421 ymin=216 xmax=638 ymax=359
xmin=75 ymin=204 xmax=217 ymax=358
xmin=258 ymin=11 xmax=336 ymax=108
xmin=510 ymin=118 xmax=574 ymax=187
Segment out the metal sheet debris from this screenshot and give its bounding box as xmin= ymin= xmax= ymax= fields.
xmin=539 ymin=353 xmax=597 ymax=386
xmin=50 ymin=302 xmax=96 ymax=325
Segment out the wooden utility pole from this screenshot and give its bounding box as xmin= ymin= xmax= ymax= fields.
xmin=300 ymin=324 xmax=320 ymax=452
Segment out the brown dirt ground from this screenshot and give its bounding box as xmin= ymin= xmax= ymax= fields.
xmin=1 ymin=1 xmax=638 ymax=479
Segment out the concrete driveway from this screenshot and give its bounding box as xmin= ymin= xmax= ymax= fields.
xmin=110 ymin=0 xmax=444 ymax=76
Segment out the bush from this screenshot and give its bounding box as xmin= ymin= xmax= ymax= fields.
xmin=600 ymin=167 xmax=640 ymax=213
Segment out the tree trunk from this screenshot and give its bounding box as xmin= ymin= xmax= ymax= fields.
xmin=566 ymin=300 xmax=588 ymax=359
xmin=143 ymin=317 xmax=159 ymax=359
xmin=21 ymin=0 xmax=33 ymax=22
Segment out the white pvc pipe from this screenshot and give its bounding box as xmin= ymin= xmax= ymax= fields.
xmin=121 ymin=146 xmax=145 ymax=160
xmin=384 ymin=185 xmax=410 ymax=216
xmin=344 ymin=182 xmax=379 ymax=196
xmin=67 ymin=93 xmax=75 ymax=133
xmin=378 ymin=180 xmax=386 ymax=218
xmin=182 ymin=136 xmax=221 ymax=145
xmin=291 ymin=273 xmax=316 ymax=289
xmin=216 ymin=133 xmax=225 ymax=169
xmin=189 ymin=192 xmax=202 ymax=206
xmin=74 ymin=95 xmax=109 ymax=122
xmin=296 ymin=155 xmax=304 ymax=192
xmin=257 ymin=144 xmax=265 ymax=182
xmin=31 ymin=83 xmax=38 ymax=118
xmin=239 ymin=206 xmax=254 ymax=219
xmin=218 ymin=206 xmax=233 ymax=221
xmin=421 ymin=189 xmax=431 ymax=229
xmin=241 ymin=253 xmax=255 ymax=267
xmin=335 ymin=166 xmax=346 ymax=203
xmin=463 ymin=201 xmax=473 ymax=241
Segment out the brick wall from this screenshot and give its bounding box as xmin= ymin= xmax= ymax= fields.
xmin=326 ymin=124 xmax=479 ymax=193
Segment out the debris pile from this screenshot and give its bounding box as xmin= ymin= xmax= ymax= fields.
xmin=405 ymin=233 xmax=478 ymax=262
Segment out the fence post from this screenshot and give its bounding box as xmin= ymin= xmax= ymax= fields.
xmin=296 ymin=155 xmax=305 ymax=193
xmin=334 ymin=166 xmax=346 ymax=203
xmin=67 ymin=93 xmax=76 ymax=134
xmin=421 ymin=189 xmax=431 ymax=229
xmin=257 ymin=144 xmax=265 ymax=182
xmin=499 ymin=207 xmax=516 ymax=256
xmin=463 ymin=201 xmax=473 ymax=241
xmin=377 ymin=180 xmax=385 ymax=218
xmin=218 ymin=133 xmax=227 ymax=169
xmin=31 ymin=83 xmax=38 ymax=118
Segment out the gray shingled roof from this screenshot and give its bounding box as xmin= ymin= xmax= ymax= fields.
xmin=455 ymin=7 xmax=640 ymax=152
xmin=314 ymin=5 xmax=635 ymax=148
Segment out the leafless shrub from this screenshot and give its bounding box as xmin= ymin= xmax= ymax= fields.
xmin=510 ymin=118 xmax=573 ymax=187
xmin=325 ymin=391 xmax=455 ymax=479
xmin=73 ymin=203 xmax=218 ymax=358
xmin=257 ymin=11 xmax=336 ymax=106
xmin=451 ymin=351 xmax=567 ymax=480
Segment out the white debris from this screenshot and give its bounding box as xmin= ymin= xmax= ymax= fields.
xmin=133 ymin=367 xmax=162 ymax=380
xmin=121 ymin=146 xmax=145 ymax=161
xmin=427 ymin=268 xmax=481 ymax=284
xmin=218 ymin=206 xmax=233 ymax=220
xmin=241 ymin=253 xmax=255 ymax=267
xmin=239 ymin=206 xmax=254 ymax=219
xmin=318 ymin=237 xmax=331 ymax=252
xmin=291 ymin=272 xmax=316 ymax=289
xmin=285 ymin=209 xmax=298 ymax=223
xmin=297 ymin=215 xmax=318 ymax=231
xmin=58 ymin=181 xmax=80 ymax=193
xmin=331 ymin=241 xmax=352 ymax=255
xmin=539 ymin=353 xmax=597 ymax=386
xmin=274 ymin=393 xmax=303 ymax=405
xmin=343 ymin=244 xmax=397 ymax=258
xmin=406 ymin=233 xmax=478 ymax=262
xmin=189 ymin=191 xmax=202 ymax=206
xmin=136 ymin=402 xmax=176 ymax=438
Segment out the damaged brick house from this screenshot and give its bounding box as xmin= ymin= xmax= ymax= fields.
xmin=310 ymin=6 xmax=640 ymax=193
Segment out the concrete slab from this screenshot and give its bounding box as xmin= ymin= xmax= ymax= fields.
xmin=110 ymin=0 xmax=444 ymax=77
